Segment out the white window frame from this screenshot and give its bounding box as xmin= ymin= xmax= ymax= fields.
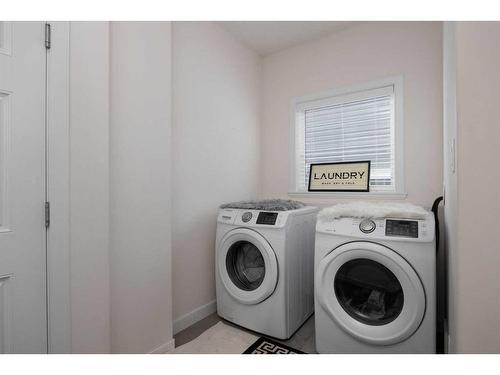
xmin=288 ymin=76 xmax=406 ymax=199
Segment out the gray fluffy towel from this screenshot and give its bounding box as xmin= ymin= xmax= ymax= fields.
xmin=220 ymin=199 xmax=305 ymax=211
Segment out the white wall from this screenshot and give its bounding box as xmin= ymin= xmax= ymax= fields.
xmin=445 ymin=22 xmax=500 ymax=353
xmin=109 ymin=22 xmax=174 ymax=353
xmin=69 ymin=22 xmax=111 ymax=353
xmin=260 ymin=22 xmax=443 ymax=208
xmin=171 ymin=22 xmax=261 ymax=326
xmin=67 ymin=21 xmax=174 ymax=354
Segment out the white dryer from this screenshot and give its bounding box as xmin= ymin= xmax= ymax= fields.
xmin=216 ymin=206 xmax=318 ymax=339
xmin=315 ymin=214 xmax=436 ymax=353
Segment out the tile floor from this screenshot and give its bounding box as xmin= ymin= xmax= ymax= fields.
xmin=174 ymin=313 xmax=316 ymax=353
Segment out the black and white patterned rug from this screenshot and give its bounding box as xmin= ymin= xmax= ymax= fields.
xmin=243 ymin=337 xmax=305 ymax=354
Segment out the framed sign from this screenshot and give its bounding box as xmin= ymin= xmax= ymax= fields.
xmin=308 ymin=161 xmax=371 ymax=192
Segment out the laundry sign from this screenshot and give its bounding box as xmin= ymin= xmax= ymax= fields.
xmin=308 ymin=161 xmax=371 ymax=192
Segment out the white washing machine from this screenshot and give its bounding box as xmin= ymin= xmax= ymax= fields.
xmin=315 ymin=214 xmax=436 ymax=353
xmin=216 ymin=206 xmax=318 ymax=339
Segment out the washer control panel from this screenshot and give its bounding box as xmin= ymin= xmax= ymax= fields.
xmin=218 ymin=209 xmax=286 ymax=228
xmin=218 ymin=207 xmax=318 ymax=229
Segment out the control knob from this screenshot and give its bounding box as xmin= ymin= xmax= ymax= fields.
xmin=242 ymin=212 xmax=252 ymax=223
xmin=359 ymin=219 xmax=376 ymax=233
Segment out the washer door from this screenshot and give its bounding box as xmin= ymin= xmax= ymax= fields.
xmin=218 ymin=228 xmax=278 ymax=305
xmin=316 ymin=241 xmax=425 ymax=345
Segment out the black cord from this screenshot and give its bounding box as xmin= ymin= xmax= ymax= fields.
xmin=432 ymin=196 xmax=444 ymax=353
xmin=432 ymin=196 xmax=444 ymax=252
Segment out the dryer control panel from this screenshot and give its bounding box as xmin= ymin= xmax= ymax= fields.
xmin=316 ymin=215 xmax=435 ymax=243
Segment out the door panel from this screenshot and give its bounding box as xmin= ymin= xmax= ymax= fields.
xmin=218 ymin=228 xmax=278 ymax=305
xmin=316 ymin=242 xmax=425 ymax=346
xmin=0 ymin=21 xmax=47 ymax=353
xmin=226 ymin=240 xmax=266 ymax=291
xmin=334 ymin=258 xmax=404 ymax=326
xmin=0 ymin=275 xmax=13 ymax=353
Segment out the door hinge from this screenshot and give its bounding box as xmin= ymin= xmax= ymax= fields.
xmin=45 ymin=23 xmax=51 ymax=50
xmin=45 ymin=202 xmax=50 ymax=228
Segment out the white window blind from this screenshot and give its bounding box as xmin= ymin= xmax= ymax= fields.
xmin=295 ymin=85 xmax=396 ymax=192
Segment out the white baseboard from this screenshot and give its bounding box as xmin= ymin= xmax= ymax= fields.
xmin=173 ymin=300 xmax=217 ymax=335
xmin=149 ymin=338 xmax=176 ymax=354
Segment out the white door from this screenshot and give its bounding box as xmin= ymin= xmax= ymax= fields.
xmin=316 ymin=242 xmax=425 ymax=346
xmin=0 ymin=21 xmax=47 ymax=353
xmin=218 ymin=228 xmax=278 ymax=305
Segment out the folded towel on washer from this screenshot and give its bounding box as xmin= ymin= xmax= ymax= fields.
xmin=318 ymin=201 xmax=430 ymax=222
xmin=220 ymin=199 xmax=305 ymax=211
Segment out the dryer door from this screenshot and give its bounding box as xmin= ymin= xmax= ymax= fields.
xmin=218 ymin=228 xmax=278 ymax=305
xmin=316 ymin=241 xmax=425 ymax=345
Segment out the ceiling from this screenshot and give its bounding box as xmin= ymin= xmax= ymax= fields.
xmin=219 ymin=21 xmax=361 ymax=56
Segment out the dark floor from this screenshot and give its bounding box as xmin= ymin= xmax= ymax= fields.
xmin=174 ymin=313 xmax=316 ymax=353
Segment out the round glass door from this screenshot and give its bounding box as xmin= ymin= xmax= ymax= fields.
xmin=334 ymin=259 xmax=404 ymax=326
xmin=218 ymin=228 xmax=278 ymax=305
xmin=226 ymin=241 xmax=265 ymax=291
xmin=315 ymin=242 xmax=425 ymax=345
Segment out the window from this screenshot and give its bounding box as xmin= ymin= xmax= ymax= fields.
xmin=291 ymin=78 xmax=404 ymax=195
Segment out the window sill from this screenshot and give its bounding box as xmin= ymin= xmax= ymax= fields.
xmin=288 ymin=191 xmax=408 ymax=200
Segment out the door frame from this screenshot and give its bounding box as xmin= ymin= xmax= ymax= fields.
xmin=45 ymin=21 xmax=71 ymax=353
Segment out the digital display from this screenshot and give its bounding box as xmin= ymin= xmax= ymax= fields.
xmin=256 ymin=212 xmax=278 ymax=225
xmin=386 ymin=219 xmax=418 ymax=238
